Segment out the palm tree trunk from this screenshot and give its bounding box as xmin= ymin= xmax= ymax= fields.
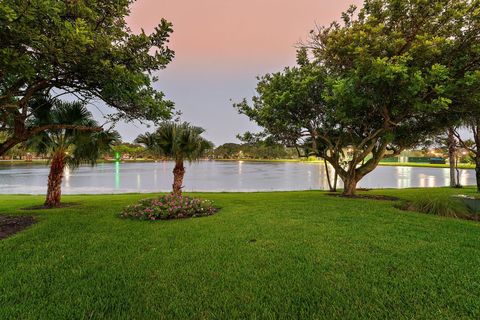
xmin=172 ymin=160 xmax=185 ymax=196
xmin=45 ymin=152 xmax=65 ymax=208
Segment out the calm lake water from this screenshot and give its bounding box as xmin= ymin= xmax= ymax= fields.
xmin=0 ymin=161 xmax=475 ymax=194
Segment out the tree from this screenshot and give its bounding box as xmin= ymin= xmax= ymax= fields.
xmin=453 ymin=72 xmax=480 ymax=191
xmin=0 ymin=0 xmax=174 ymax=156
xmin=447 ymin=128 xmax=460 ymax=188
xmin=429 ymin=129 xmax=462 ymax=188
xmin=309 ymin=0 xmax=478 ymax=196
xmin=0 ymin=132 xmax=27 ymax=160
xmin=213 ymin=143 xmax=242 ymax=159
xmin=136 ymin=122 xmax=213 ymax=196
xmin=432 ymin=0 xmax=480 ymax=191
xmin=438 ymin=0 xmax=480 ymax=191
xmin=112 ymin=143 xmax=147 ymax=160
xmin=239 ymin=0 xmax=476 ymax=196
xmin=28 ymin=99 xmax=119 ymax=207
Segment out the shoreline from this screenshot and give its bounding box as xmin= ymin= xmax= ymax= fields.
xmin=0 ymin=158 xmax=475 ymax=170
xmin=0 ymin=186 xmax=477 ymax=196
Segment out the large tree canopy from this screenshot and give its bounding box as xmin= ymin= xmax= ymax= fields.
xmin=0 ymin=0 xmax=175 ymax=155
xmin=238 ymin=0 xmax=480 ymax=195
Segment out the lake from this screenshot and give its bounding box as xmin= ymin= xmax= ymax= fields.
xmin=0 ymin=161 xmax=475 ymax=194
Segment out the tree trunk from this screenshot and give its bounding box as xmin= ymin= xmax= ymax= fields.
xmin=342 ymin=176 xmax=358 ymax=196
xmin=475 ymin=156 xmax=480 ymax=193
xmin=455 ymin=165 xmax=461 ymax=187
xmin=172 ymin=160 xmax=185 ymax=196
xmin=324 ymin=158 xmax=335 ymax=192
xmin=447 ymin=128 xmax=458 ymax=187
xmin=333 ymin=170 xmax=338 ymax=191
xmin=45 ymin=152 xmax=65 ymax=208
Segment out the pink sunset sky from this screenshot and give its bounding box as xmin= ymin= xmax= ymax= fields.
xmin=118 ymin=0 xmax=363 ymax=145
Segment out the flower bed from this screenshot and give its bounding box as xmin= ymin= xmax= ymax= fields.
xmin=120 ymin=194 xmax=218 ymax=220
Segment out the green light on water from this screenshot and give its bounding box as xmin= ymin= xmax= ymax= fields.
xmin=115 ymin=161 xmax=121 ymax=189
xmin=115 ymin=152 xmax=121 ymax=161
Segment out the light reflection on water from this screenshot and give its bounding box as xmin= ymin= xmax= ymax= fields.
xmin=396 ymin=166 xmax=412 ymax=189
xmin=0 ymin=161 xmax=475 ymax=194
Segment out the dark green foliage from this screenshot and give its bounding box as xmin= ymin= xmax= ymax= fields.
xmin=136 ymin=122 xmax=213 ymax=162
xmin=214 ymin=135 xmax=296 ymax=160
xmin=213 ymin=143 xmax=293 ymax=160
xmin=27 ymin=99 xmax=120 ymax=168
xmin=111 ymin=143 xmax=148 ymax=160
xmin=0 ymin=0 xmax=174 ymax=155
xmin=238 ymin=0 xmax=480 ymax=195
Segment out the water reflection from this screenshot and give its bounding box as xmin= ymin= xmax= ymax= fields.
xmin=419 ymin=174 xmax=436 ymax=188
xmin=238 ymin=161 xmax=244 ymax=188
xmin=443 ymin=169 xmax=450 ymax=186
xmin=396 ymin=166 xmax=412 ymax=189
xmin=0 ymin=161 xmax=476 ymax=194
xmin=64 ymin=167 xmax=71 ymax=188
xmin=441 ymin=168 xmax=473 ymax=187
xmin=136 ymin=174 xmax=141 ymax=189
xmin=153 ymin=168 xmax=158 ymax=188
xmin=115 ymin=161 xmax=120 ymax=189
xmin=460 ymin=170 xmax=470 ymax=186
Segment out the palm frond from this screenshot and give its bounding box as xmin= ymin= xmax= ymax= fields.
xmin=26 ymin=98 xmax=117 ymax=168
xmin=68 ymin=130 xmax=121 ymax=168
xmin=137 ymin=121 xmax=213 ymax=162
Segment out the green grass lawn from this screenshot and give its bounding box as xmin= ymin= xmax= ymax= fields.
xmin=1 ymin=189 xmax=479 ymax=319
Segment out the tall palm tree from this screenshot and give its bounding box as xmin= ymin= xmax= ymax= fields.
xmin=136 ymin=122 xmax=213 ymax=196
xmin=28 ymin=99 xmax=120 ymax=207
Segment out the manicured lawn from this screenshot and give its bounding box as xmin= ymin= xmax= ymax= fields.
xmin=1 ymin=189 xmax=479 ymax=319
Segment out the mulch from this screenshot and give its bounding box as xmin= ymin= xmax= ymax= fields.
xmin=0 ymin=215 xmax=36 ymax=240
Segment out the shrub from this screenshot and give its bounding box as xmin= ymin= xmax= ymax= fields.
xmin=121 ymin=194 xmax=218 ymax=221
xmin=399 ymin=196 xmax=471 ymax=219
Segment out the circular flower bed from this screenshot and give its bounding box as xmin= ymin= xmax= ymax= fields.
xmin=120 ymin=194 xmax=218 ymax=220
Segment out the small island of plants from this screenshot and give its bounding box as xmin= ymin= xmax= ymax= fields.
xmin=121 ymin=194 xmax=218 ymax=221
xmin=122 ymin=121 xmax=218 ymax=221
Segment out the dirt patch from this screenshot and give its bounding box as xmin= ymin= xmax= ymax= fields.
xmin=22 ymin=202 xmax=79 ymax=211
xmin=327 ymin=193 xmax=400 ymax=201
xmin=0 ymin=216 xmax=36 ymax=240
xmin=464 ymin=215 xmax=480 ymax=222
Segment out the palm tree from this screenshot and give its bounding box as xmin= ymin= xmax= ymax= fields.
xmin=136 ymin=122 xmax=213 ymax=196
xmin=28 ymin=99 xmax=120 ymax=207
